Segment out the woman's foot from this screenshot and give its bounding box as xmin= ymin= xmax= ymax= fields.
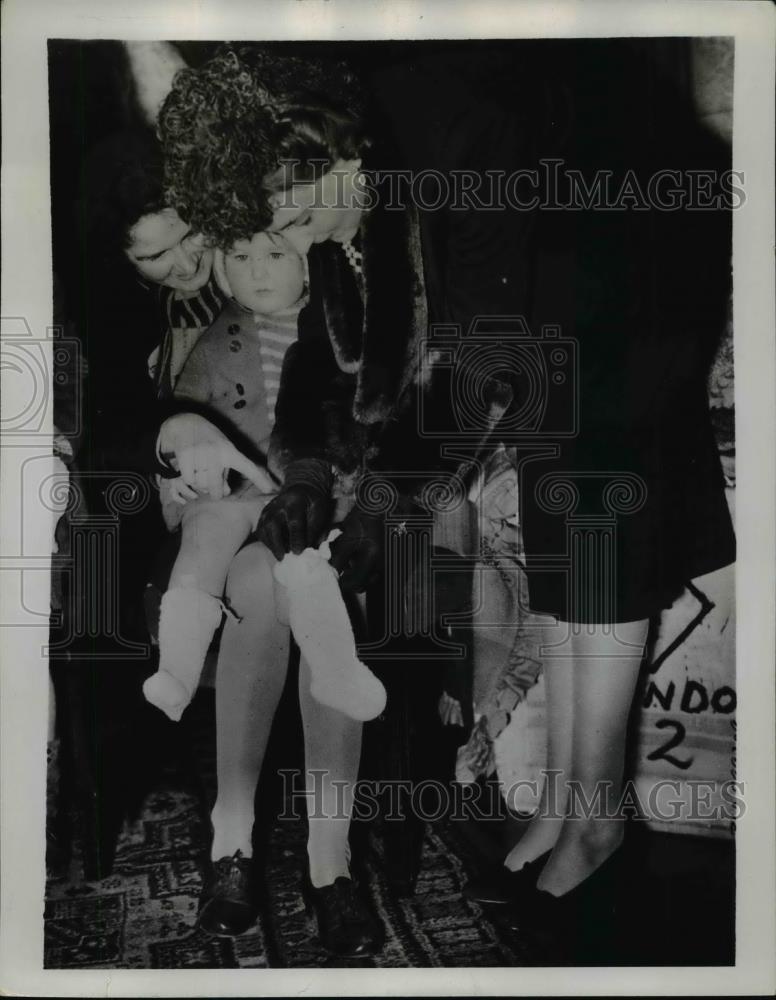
xmin=461 ymin=797 xmax=565 ymax=907
xmin=462 ymin=849 xmax=551 ymax=907
xmin=503 ymin=816 xmax=564 ymax=873
xmin=198 ymin=850 xmax=260 ymax=937
xmin=535 ymin=821 xmax=625 ymax=898
xmin=529 ymin=841 xmax=630 ymax=965
xmin=302 ymin=872 xmax=384 ymax=957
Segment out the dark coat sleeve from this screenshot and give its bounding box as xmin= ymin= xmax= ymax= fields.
xmin=269 ymin=259 xmax=368 ymax=482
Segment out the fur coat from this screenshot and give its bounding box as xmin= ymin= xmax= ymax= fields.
xmin=269 ymin=191 xmax=512 ymax=497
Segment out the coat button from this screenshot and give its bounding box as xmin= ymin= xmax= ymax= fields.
xmin=228 ymin=323 xmax=241 ymax=335
xmin=229 ymin=340 xmax=242 ymax=353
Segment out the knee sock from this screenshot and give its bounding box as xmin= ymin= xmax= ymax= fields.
xmin=143 ymin=586 xmax=224 ymax=721
xmin=274 ymin=533 xmax=386 ymax=722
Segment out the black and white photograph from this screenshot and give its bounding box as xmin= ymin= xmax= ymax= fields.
xmin=1 ymin=0 xmax=774 ymax=995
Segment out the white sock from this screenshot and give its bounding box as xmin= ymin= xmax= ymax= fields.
xmin=274 ymin=533 xmax=386 ymax=722
xmin=143 ymin=587 xmax=223 ymax=721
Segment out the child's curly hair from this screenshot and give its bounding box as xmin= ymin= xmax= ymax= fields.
xmin=159 ymin=45 xmax=371 ymax=248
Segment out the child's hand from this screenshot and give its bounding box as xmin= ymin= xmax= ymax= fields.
xmin=167 ymin=475 xmax=199 ymax=505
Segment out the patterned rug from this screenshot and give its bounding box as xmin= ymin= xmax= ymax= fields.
xmin=44 ymin=781 xmax=528 ymax=969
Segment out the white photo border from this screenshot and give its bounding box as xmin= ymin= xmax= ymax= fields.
xmin=1 ymin=0 xmax=774 ymax=995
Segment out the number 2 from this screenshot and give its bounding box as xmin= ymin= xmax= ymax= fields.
xmin=646 ymin=718 xmax=693 ymax=770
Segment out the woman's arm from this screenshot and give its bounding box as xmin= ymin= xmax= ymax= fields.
xmin=256 ymin=334 xmax=355 ymax=558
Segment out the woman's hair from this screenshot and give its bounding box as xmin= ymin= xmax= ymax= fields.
xmin=83 ymin=127 xmax=168 ymax=256
xmin=159 ymin=45 xmax=371 ymax=248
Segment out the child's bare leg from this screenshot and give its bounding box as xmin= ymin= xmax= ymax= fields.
xmin=211 ymin=541 xmax=290 ymax=859
xmin=143 ymin=499 xmax=255 ymax=721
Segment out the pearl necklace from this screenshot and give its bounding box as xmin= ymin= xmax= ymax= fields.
xmin=340 ymin=239 xmax=363 ymax=276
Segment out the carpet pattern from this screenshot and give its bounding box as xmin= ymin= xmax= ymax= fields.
xmin=44 ymin=783 xmax=526 ymax=969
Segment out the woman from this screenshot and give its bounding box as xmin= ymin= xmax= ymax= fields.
xmin=155 ymin=40 xmax=534 ymax=945
xmin=455 ymin=41 xmax=737 ymax=956
xmin=155 ymin=50 xmax=412 ymax=955
xmin=79 ymin=128 xmax=227 ymax=653
xmin=154 ymin=42 xmax=534 ymax=943
xmin=84 ymin=127 xmax=223 ymax=416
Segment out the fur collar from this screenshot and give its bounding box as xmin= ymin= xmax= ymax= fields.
xmin=305 ymin=193 xmax=429 ymax=425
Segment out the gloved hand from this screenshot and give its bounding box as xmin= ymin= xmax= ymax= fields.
xmin=256 ymin=458 xmax=334 ymax=557
xmin=328 ymin=506 xmax=385 ymax=593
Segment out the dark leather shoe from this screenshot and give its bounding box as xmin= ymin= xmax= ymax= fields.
xmin=534 ymin=845 xmax=626 ymax=920
xmin=302 ymin=874 xmax=384 ymax=957
xmin=531 ymin=847 xmax=629 ymax=965
xmin=462 ymin=849 xmax=552 ymax=907
xmin=198 ymin=851 xmax=259 ymax=937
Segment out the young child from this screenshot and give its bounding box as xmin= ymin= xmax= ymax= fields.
xmin=143 ymin=231 xmax=386 ymax=726
xmin=143 ymin=231 xmax=306 ymax=720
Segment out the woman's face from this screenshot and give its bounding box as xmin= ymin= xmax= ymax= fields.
xmin=125 ymin=208 xmax=213 ymax=292
xmin=223 ymin=232 xmax=305 ymax=315
xmin=267 ymin=158 xmax=365 ymax=256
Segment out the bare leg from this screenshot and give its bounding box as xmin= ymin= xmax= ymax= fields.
xmin=536 ymin=619 xmax=648 ymax=896
xmin=298 ymin=653 xmax=363 ymax=888
xmin=211 ymin=541 xmax=290 ymax=860
xmin=505 ymin=626 xmax=573 ymax=869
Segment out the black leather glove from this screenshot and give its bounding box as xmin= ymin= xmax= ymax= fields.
xmin=328 ymin=507 xmax=385 ymax=593
xmin=256 ymin=459 xmax=333 ymax=558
